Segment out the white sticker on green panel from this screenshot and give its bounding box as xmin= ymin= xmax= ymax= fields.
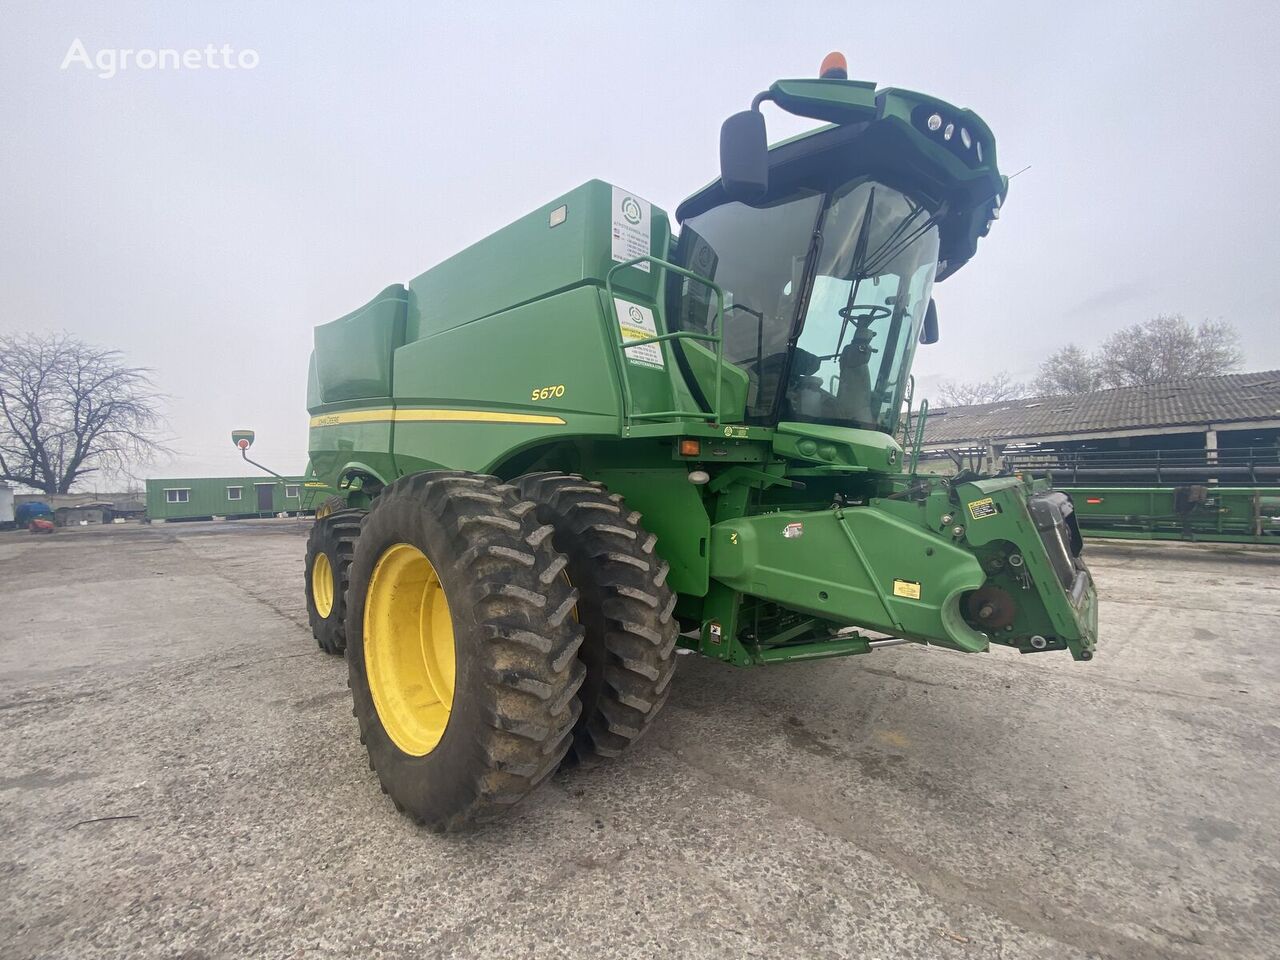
xmin=613 ymin=298 xmax=664 ymax=369
xmin=611 ymin=186 xmax=652 ymax=272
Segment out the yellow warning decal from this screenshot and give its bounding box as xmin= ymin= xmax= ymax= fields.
xmin=892 ymin=579 xmax=921 ymax=600
xmin=967 ymin=497 xmax=998 ymax=520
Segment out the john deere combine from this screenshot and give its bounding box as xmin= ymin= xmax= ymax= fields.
xmin=302 ymin=55 xmax=1098 ymax=830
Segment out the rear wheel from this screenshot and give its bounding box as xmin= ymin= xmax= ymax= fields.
xmin=346 ymin=471 xmax=585 ymax=830
xmin=305 ymin=509 xmax=362 ymax=655
xmin=515 ymin=473 xmax=678 ymax=764
xmin=314 ymin=494 xmax=347 ymax=519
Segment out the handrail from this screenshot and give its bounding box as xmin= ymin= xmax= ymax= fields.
xmin=1001 ymin=445 xmax=1280 ymax=486
xmin=909 ymin=399 xmax=929 ymax=474
xmin=604 ymin=255 xmax=726 ymax=431
xmin=900 ymin=375 xmax=915 ymax=451
xmin=1006 ymin=448 xmax=1280 ymax=464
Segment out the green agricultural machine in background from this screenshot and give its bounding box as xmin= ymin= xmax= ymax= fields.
xmin=1064 ymin=485 xmax=1280 ymax=543
xmin=301 ymin=54 xmax=1099 ymax=830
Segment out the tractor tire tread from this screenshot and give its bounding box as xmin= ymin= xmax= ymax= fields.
xmin=515 ymin=472 xmax=678 ymax=766
xmin=305 ymin=506 xmax=365 ymax=655
xmin=346 ymin=470 xmax=584 ymax=831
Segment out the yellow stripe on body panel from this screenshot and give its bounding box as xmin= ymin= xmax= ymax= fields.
xmin=309 ymin=408 xmax=566 ymax=428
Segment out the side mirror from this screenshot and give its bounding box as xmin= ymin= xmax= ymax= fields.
xmin=720 ymin=110 xmax=768 ymax=203
xmin=919 ymin=299 xmax=939 ymax=344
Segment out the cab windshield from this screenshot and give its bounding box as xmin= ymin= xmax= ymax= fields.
xmin=670 ymin=178 xmax=940 ymax=433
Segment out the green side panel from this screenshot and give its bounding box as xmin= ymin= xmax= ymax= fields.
xmin=593 ymin=468 xmax=711 ymax=597
xmin=305 ymin=351 xmax=321 ymax=410
xmin=681 ymin=339 xmax=749 ymax=423
xmin=709 ymin=506 xmax=988 ymax=650
xmin=389 ymin=286 xmax=624 ymax=475
xmin=312 ymin=284 xmax=407 ymax=406
xmin=144 ymin=477 xmax=309 ymax=519
xmin=307 ymin=416 xmax=398 ymax=490
xmin=387 ymin=420 xmax=580 ymax=477
xmin=403 ymin=180 xmax=671 ymax=342
xmin=297 ymin=477 xmax=341 ymax=511
xmin=392 ymin=286 xmax=622 ymax=423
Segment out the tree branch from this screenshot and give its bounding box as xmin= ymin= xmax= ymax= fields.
xmin=0 ymin=332 xmax=169 ymax=493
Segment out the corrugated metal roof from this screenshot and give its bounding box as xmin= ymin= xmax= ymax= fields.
xmin=923 ymin=370 xmax=1280 ymax=445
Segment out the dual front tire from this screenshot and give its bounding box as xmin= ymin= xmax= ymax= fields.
xmin=345 ymin=472 xmax=586 ymax=828
xmin=514 ymin=473 xmax=678 ymax=765
xmin=303 ymin=470 xmax=678 ymax=830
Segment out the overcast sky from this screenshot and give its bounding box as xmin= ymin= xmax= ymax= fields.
xmin=2 ymin=1 xmax=1278 ymax=482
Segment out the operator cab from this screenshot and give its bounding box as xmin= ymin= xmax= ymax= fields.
xmin=667 ymin=67 xmax=1006 ymax=435
xmin=670 ymin=172 xmax=939 ymax=432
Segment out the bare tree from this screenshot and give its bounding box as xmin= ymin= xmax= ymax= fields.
xmin=0 ymin=333 xmax=168 ymax=494
xmin=1096 ymin=314 xmax=1242 ymax=387
xmin=1032 ymin=316 xmax=1242 ymax=396
xmin=935 ymin=370 xmax=1030 ymax=407
xmin=1035 ymin=344 xmax=1103 ymax=395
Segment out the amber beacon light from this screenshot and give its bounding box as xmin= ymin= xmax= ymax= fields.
xmin=819 ymin=51 xmax=848 ymax=79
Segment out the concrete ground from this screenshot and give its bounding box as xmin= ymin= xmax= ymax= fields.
xmin=0 ymin=521 xmax=1277 ymax=960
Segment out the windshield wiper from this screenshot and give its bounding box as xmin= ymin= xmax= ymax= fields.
xmin=832 ymin=186 xmax=878 ymax=356
xmin=861 ymin=199 xmax=946 ymax=277
xmin=833 ymin=193 xmax=946 ymax=358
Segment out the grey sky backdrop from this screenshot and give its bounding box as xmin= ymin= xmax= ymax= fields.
xmin=2 ymin=1 xmax=1278 ymax=482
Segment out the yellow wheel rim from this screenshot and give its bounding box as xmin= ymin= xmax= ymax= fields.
xmin=312 ymin=552 xmax=334 ymax=619
xmin=363 ymin=543 xmax=456 ymax=756
xmin=316 ymin=503 xmax=333 ymax=519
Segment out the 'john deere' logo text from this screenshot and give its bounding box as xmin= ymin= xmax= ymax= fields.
xmin=620 ymin=196 xmax=642 ymax=225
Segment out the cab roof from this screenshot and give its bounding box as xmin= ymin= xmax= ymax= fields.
xmin=677 ymin=81 xmax=1008 ymax=281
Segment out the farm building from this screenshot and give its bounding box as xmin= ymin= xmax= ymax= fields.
xmin=920 ymin=370 xmax=1280 ymax=484
xmin=144 ymin=476 xmax=328 ymax=521
xmin=918 ymin=370 xmax=1280 ymax=543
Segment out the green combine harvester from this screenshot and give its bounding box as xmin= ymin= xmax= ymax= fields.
xmin=301 ymin=54 xmax=1099 ymax=830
